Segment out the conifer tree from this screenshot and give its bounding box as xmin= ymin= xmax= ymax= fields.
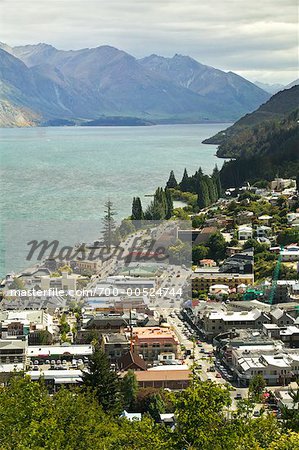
xmin=197 ymin=177 xmax=210 ymax=209
xmin=165 ymin=188 xmax=173 ymax=219
xmin=102 ymin=200 xmax=117 ymax=251
xmin=82 ymin=346 xmax=121 ymax=414
xmin=166 ymin=170 xmax=178 ymax=189
xmin=212 ymin=165 xmax=222 ymax=198
xmin=180 ymin=168 xmax=190 ymax=192
xmin=131 ymin=197 xmax=144 ymax=221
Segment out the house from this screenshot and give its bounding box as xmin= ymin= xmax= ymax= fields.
xmin=118 ymin=350 xmax=147 ymax=371
xmin=120 ymin=410 xmax=142 ymax=421
xmin=270 ymin=309 xmax=295 ymax=327
xmin=281 ymin=245 xmax=299 ymax=262
xmin=256 ymin=226 xmax=272 ymax=239
xmin=199 ymin=259 xmax=217 ymax=267
xmin=238 ymin=225 xmax=253 ymax=241
xmin=209 ymin=284 xmax=230 ymax=299
xmin=270 ymin=178 xmax=294 ymax=191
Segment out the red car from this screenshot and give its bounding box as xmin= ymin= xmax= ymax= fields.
xmin=216 ymin=372 xmax=222 ymax=378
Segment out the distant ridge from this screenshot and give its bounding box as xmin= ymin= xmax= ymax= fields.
xmin=0 ymin=42 xmax=270 ymax=127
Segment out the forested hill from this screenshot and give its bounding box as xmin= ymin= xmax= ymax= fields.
xmin=219 ymin=108 xmax=299 ymax=188
xmin=203 ymin=85 xmax=299 ymax=149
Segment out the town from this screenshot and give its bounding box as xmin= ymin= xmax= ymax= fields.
xmin=0 ymin=175 xmax=298 ymax=432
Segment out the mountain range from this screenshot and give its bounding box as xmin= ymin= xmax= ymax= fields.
xmin=0 ymin=42 xmax=276 ymax=127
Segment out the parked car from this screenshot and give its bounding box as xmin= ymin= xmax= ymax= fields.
xmin=33 ymin=360 xmax=39 ymax=365
xmin=45 ymin=359 xmax=50 ymax=365
xmin=235 ymin=393 xmax=242 ymax=400
xmin=33 ymin=365 xmax=39 ymax=371
xmin=216 ymin=372 xmax=222 ymax=378
xmin=253 ymin=410 xmax=260 ymax=417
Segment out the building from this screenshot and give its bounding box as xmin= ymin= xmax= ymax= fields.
xmin=101 ymin=333 xmax=130 ymax=363
xmin=270 ymin=178 xmax=295 ymax=191
xmin=256 ymin=226 xmax=272 ymax=239
xmin=281 ymin=245 xmax=299 ymax=262
xmin=232 ymin=347 xmax=299 ymax=386
xmin=27 ymin=369 xmax=83 ymax=393
xmin=134 ymin=365 xmax=191 ymax=389
xmin=201 ymin=309 xmax=271 ymax=340
xmin=27 ymin=344 xmax=93 ymax=363
xmin=131 ymin=327 xmax=179 ymax=361
xmin=118 ymin=350 xmax=147 ymax=371
xmin=77 ymin=314 xmax=128 ymax=343
xmin=238 ymin=225 xmax=253 ymax=241
xmin=219 ymin=251 xmax=253 ymax=274
xmin=263 ymin=324 xmax=299 ymax=348
xmin=0 ymin=338 xmax=27 ymax=366
xmin=0 ymin=310 xmax=55 ymax=338
xmin=192 ymin=270 xmax=254 ymax=292
xmin=40 ymin=271 xmax=79 ymax=292
xmin=72 ymin=260 xmax=101 ymax=274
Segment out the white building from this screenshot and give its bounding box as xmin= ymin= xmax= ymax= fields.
xmin=238 ymin=226 xmax=253 ymax=241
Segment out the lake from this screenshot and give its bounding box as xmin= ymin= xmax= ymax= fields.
xmin=0 ymin=123 xmax=228 ymax=274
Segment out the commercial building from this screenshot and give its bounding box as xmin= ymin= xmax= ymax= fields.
xmin=131 ymin=327 xmax=179 ymax=361
xmin=192 ymin=270 xmax=254 ymax=292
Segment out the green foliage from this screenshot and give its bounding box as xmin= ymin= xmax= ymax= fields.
xmin=168 ymin=239 xmax=192 ymax=265
xmin=277 ymin=228 xmax=299 ymax=246
xmin=192 ymin=245 xmax=209 ymax=264
xmin=144 ymin=187 xmax=173 ymax=220
xmin=131 ymin=197 xmax=144 ymax=221
xmin=166 ymin=170 xmax=178 ymax=189
xmin=82 ymin=346 xmax=121 ymax=414
xmin=172 ymin=380 xmax=231 ymax=449
xmin=102 ymin=200 xmax=117 ymax=251
xmin=219 ymin=109 xmax=299 ymax=188
xmin=207 ymin=232 xmax=227 ymax=262
xmin=249 ymin=374 xmax=266 ymax=401
xmin=0 ymin=375 xmax=298 ymax=449
xmin=120 ymin=370 xmax=138 ymax=411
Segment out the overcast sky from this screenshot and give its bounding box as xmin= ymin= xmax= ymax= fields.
xmin=0 ymin=0 xmax=298 ymax=84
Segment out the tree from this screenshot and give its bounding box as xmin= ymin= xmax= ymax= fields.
xmin=166 ymin=170 xmax=178 ymax=189
xmin=192 ymin=245 xmax=209 ymax=264
xmin=121 ymin=370 xmax=138 ymax=411
xmin=207 ymin=232 xmax=227 ymax=261
xmin=171 ymin=380 xmax=231 ymax=449
xmin=277 ymin=228 xmax=299 ymax=246
xmin=82 ymin=346 xmax=121 ymax=414
xmin=165 ymin=188 xmax=173 ymax=219
xmin=131 ymin=197 xmax=144 ymax=221
xmin=249 ymin=374 xmax=266 ymax=401
xmin=147 ymin=393 xmax=165 ymax=422
xmin=212 ymin=165 xmax=222 ymax=198
xmin=197 ymin=177 xmax=210 ymax=209
xmin=102 ymin=200 xmax=117 ymax=251
xmin=180 ymin=168 xmax=190 ymax=192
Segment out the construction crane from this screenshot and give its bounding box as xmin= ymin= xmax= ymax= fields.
xmin=267 ymin=246 xmax=283 ymax=305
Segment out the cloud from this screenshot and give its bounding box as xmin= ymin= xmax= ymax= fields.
xmin=0 ymin=0 xmax=297 ymax=83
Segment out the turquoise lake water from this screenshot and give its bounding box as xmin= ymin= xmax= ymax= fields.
xmin=0 ymin=123 xmax=228 ymax=274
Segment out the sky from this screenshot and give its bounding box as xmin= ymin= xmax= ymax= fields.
xmin=0 ymin=0 xmax=298 ymax=84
